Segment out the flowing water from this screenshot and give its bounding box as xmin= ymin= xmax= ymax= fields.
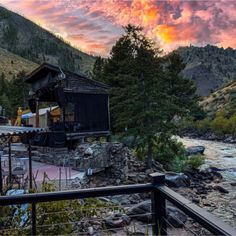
xmin=181 ymin=137 xmax=236 ymax=182
xmin=181 ymin=138 xmax=236 ymax=227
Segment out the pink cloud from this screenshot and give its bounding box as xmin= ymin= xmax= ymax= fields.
xmin=1 ymin=0 xmax=236 ymax=56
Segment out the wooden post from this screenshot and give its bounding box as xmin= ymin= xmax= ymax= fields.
xmin=35 ymin=99 xmax=39 ymax=128
xmin=59 ymin=167 xmax=61 ymax=191
xmin=31 ymin=202 xmax=37 ymax=235
xmin=107 ymin=95 xmax=111 ymax=131
xmin=65 ymin=166 xmax=68 ymax=187
xmin=150 ymin=173 xmax=167 ymax=236
xmin=0 ymin=151 xmax=3 ymax=195
xmin=28 ymin=136 xmax=33 ymax=189
xmin=106 ymin=135 xmax=111 ymax=142
xmin=8 ymin=137 xmax=12 ymax=186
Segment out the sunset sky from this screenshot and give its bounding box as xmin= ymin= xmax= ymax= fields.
xmin=1 ymin=0 xmax=236 ymax=56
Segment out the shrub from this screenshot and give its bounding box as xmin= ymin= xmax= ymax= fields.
xmin=168 ymin=156 xmax=188 ymax=172
xmin=154 ymin=138 xmax=188 ymax=172
xmin=195 ymin=118 xmax=211 ymax=133
xmin=187 ymin=155 xmax=205 ymax=170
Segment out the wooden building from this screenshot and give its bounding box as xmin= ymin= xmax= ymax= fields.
xmin=25 ymin=63 xmax=110 ymax=147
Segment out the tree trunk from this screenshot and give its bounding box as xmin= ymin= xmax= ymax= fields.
xmin=146 ymin=141 xmax=153 ymax=168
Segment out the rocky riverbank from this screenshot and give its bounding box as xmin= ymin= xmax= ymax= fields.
xmin=31 ymin=140 xmax=236 ymax=234
xmin=184 ymin=130 xmax=236 ymax=144
xmin=181 ymin=138 xmax=236 ymax=228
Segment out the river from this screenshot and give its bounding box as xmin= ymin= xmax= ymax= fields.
xmin=181 ymin=138 xmax=236 ymax=227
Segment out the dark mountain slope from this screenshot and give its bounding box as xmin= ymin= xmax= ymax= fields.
xmin=175 ymin=45 xmax=236 ymax=96
xmin=0 ymin=6 xmax=95 ymax=74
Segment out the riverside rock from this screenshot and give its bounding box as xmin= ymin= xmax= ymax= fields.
xmin=186 ymin=146 xmax=205 ymax=156
xmin=127 ymin=200 xmax=187 ymax=228
xmin=104 ymin=214 xmax=130 ymax=228
xmin=213 ymin=185 xmax=229 ymax=194
xmin=165 ymin=172 xmax=190 ymax=188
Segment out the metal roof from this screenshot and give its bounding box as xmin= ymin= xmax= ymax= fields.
xmin=0 ymin=126 xmax=44 ymax=137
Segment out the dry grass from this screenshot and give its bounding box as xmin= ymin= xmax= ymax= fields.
xmin=200 ymin=80 xmax=236 ymax=115
xmin=0 ymin=47 xmax=38 ymax=80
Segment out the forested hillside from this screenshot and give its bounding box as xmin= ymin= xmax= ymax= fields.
xmin=0 ymin=6 xmax=95 ymax=74
xmin=0 ymin=47 xmax=37 ymax=80
xmin=200 ymin=80 xmax=236 ymax=116
xmin=176 ymin=45 xmax=236 ymax=96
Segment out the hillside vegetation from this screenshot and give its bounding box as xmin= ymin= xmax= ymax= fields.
xmin=0 ymin=6 xmax=95 ymax=74
xmin=176 ymin=45 xmax=236 ymax=96
xmin=0 ymin=47 xmax=37 ymax=80
xmin=200 ymin=80 xmax=236 ymax=117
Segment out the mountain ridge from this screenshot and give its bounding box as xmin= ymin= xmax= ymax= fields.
xmin=1 ymin=5 xmax=236 ymax=99
xmin=175 ymin=45 xmax=236 ymax=96
xmin=0 ymin=6 xmax=95 ymax=75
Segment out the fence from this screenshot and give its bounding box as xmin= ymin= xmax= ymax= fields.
xmin=0 ymin=173 xmax=235 ymax=235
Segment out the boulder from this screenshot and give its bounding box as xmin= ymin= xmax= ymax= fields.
xmin=127 ymin=200 xmax=187 ymax=228
xmin=127 ymin=200 xmax=152 ymax=222
xmin=186 ymin=146 xmax=205 ymax=156
xmin=165 ymin=172 xmax=190 ymax=188
xmin=223 ymin=155 xmax=234 ymax=158
xmin=167 ymin=206 xmax=187 ymax=228
xmin=200 ymin=168 xmax=223 ymax=180
xmin=104 ymin=214 xmax=131 ymax=228
xmin=84 ymin=147 xmax=93 ymax=156
xmin=213 ymin=185 xmax=229 ymax=194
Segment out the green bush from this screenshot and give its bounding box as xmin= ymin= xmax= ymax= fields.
xmin=195 ymin=118 xmax=211 ymax=133
xmin=168 ymin=156 xmax=188 ymax=172
xmin=187 ymin=155 xmax=205 ymax=170
xmin=153 ymin=138 xmax=188 ymax=172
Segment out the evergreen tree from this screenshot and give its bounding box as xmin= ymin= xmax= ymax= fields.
xmin=92 ymin=56 xmax=105 ymax=81
xmin=0 ymin=72 xmax=11 ymax=116
xmin=96 ymin=25 xmax=198 ymax=168
xmin=103 ymin=25 xmax=165 ymax=167
xmin=162 ymin=52 xmax=198 ymax=131
xmin=9 ymin=71 xmax=29 ymax=115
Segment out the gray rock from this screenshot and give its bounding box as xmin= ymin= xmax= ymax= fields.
xmin=186 ymin=146 xmax=205 ymax=156
xmin=213 ymin=185 xmax=229 ymax=194
xmin=167 ymin=206 xmax=187 ymax=228
xmin=127 ymin=200 xmax=187 ymax=227
xmin=84 ymin=147 xmax=93 ymax=156
xmin=88 ymin=226 xmax=94 ymax=235
xmin=165 ymin=172 xmax=190 ymax=188
xmin=223 ymin=155 xmax=234 ymax=158
xmin=104 ymin=214 xmax=130 ymax=228
xmin=127 ymin=200 xmax=152 ymax=222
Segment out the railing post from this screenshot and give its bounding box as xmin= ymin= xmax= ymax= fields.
xmin=28 ymin=137 xmax=33 ymax=189
xmin=31 ymin=203 xmax=37 ymax=235
xmin=8 ymin=137 xmax=12 ymax=186
xmin=0 ymin=151 xmax=3 ymax=195
xmin=150 ymin=173 xmax=167 ymax=236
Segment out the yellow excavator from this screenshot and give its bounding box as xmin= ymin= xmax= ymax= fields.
xmin=14 ymin=107 xmax=23 ymax=126
xmin=14 ymin=107 xmax=32 ymax=126
xmin=13 ymin=107 xmax=31 ymax=142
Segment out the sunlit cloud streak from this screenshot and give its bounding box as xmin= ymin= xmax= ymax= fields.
xmin=1 ymin=0 xmax=236 ymax=56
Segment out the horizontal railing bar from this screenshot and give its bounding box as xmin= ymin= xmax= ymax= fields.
xmin=0 ymin=183 xmax=153 ymax=206
xmin=156 ymin=185 xmax=236 ymax=236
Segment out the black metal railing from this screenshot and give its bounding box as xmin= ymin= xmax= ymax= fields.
xmin=0 ymin=173 xmax=235 ymax=235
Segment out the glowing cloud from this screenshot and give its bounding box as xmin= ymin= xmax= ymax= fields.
xmin=1 ymin=0 xmax=236 ymax=55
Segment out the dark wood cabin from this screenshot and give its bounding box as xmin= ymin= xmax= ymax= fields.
xmin=25 ymin=63 xmax=110 ymax=147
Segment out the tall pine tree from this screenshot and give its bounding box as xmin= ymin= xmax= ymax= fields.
xmin=99 ymin=25 xmax=197 ymax=168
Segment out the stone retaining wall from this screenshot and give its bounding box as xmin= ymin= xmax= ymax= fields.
xmin=32 ymin=142 xmax=129 ymax=182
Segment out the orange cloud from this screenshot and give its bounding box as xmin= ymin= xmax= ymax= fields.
xmin=1 ymin=0 xmax=236 ymax=55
